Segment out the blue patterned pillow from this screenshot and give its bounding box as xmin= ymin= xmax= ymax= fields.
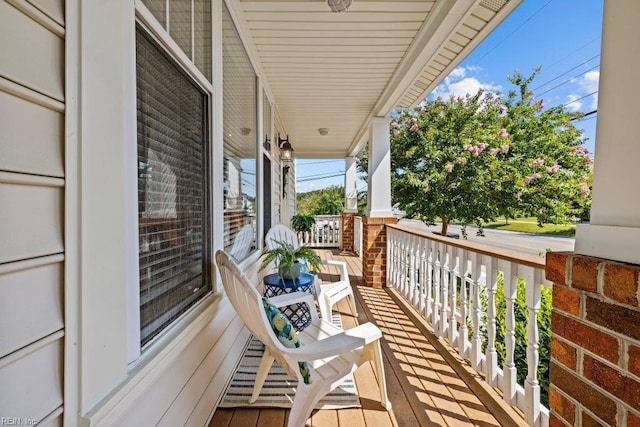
xmin=262 ymin=297 xmax=312 ymax=384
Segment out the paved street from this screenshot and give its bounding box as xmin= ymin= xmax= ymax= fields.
xmin=397 ymin=219 xmax=575 ymax=257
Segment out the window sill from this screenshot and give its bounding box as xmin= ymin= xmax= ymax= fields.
xmin=81 ymin=292 xmax=224 ymax=426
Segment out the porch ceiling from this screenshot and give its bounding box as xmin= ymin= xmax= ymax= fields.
xmin=233 ymin=0 xmax=521 ymax=158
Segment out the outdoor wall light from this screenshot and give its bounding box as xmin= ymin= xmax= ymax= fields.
xmin=318 ymin=128 xmax=329 ymax=136
xmin=327 ymin=0 xmax=351 ymax=13
xmin=278 ymin=134 xmax=293 ymax=160
xmin=264 ymin=134 xmax=271 ymax=151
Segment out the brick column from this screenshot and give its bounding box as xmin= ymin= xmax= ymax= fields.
xmin=546 ymin=252 xmax=640 ymax=427
xmin=362 ymin=216 xmax=397 ymax=288
xmin=341 ymin=212 xmax=355 ymax=252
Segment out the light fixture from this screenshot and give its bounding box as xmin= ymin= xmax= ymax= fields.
xmin=327 ymin=0 xmax=351 ymax=13
xmin=264 ymin=134 xmax=271 ymax=151
xmin=278 ymin=134 xmax=293 ymax=161
xmin=318 ymin=128 xmax=329 ymax=136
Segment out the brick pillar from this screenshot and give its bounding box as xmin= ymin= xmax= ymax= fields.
xmin=546 ymin=252 xmax=640 ymax=427
xmin=341 ymin=212 xmax=355 ymax=252
xmin=362 ymin=216 xmax=397 ymax=288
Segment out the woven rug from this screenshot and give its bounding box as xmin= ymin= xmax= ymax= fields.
xmin=218 ymin=315 xmax=360 ymax=409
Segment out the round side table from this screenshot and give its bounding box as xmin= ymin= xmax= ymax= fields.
xmin=263 ymin=272 xmax=315 ymax=330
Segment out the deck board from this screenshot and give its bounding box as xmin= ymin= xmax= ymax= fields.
xmin=209 ymin=249 xmax=523 ymax=427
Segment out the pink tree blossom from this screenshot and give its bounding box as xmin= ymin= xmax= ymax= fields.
xmin=580 ymin=183 xmax=590 ymax=197
xmin=546 ymin=165 xmax=561 ymax=174
xmin=498 ymin=128 xmax=508 ymax=138
xmin=533 ymin=158 xmax=545 ymax=166
xmin=444 ymin=164 xmax=454 ymax=173
xmin=455 ymin=157 xmax=467 ymax=165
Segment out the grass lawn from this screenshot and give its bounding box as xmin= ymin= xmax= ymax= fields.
xmin=480 ymin=217 xmax=576 ymax=236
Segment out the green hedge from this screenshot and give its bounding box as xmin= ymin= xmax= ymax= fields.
xmin=478 ymin=274 xmax=552 ymax=406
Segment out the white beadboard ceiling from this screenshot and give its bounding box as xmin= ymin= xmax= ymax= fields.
xmin=234 ymin=0 xmax=521 ymax=158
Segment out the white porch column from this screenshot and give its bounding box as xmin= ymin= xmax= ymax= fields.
xmin=367 ymin=117 xmax=393 ymax=217
xmin=575 ymin=0 xmax=640 ymax=265
xmin=344 ymin=156 xmax=358 ymax=213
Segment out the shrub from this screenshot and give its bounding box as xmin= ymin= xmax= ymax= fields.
xmin=479 ymin=274 xmax=552 ymax=406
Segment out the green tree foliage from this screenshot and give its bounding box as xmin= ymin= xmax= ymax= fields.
xmin=296 ymin=185 xmax=344 ymax=215
xmin=359 ymin=69 xmax=593 ymax=236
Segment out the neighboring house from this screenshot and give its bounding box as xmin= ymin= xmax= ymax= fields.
xmin=2 ymin=0 xmax=637 ymax=426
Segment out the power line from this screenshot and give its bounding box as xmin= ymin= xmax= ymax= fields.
xmin=473 ymin=0 xmax=555 ymax=63
xmin=534 ymin=55 xmax=600 ymax=91
xmin=544 ymin=36 xmax=600 ymax=72
xmin=297 ymin=173 xmax=345 ymax=183
xmin=571 ymin=110 xmax=597 ymax=122
xmin=297 ymin=159 xmax=344 ymax=166
xmin=298 ymin=170 xmax=344 ymax=180
xmin=536 ymin=64 xmax=600 ymax=97
xmin=562 ymin=90 xmax=598 ymax=108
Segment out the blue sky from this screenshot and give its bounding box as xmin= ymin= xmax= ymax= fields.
xmin=296 ymin=0 xmax=604 ymax=193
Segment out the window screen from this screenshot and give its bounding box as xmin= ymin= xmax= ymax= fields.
xmin=136 ymin=28 xmax=211 ymax=346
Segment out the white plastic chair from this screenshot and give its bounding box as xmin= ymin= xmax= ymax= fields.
xmin=265 ymin=224 xmax=357 ymax=320
xmin=215 ymin=250 xmax=391 ymax=427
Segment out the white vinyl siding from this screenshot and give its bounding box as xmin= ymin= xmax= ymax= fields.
xmin=0 ymin=1 xmax=64 ymax=100
xmin=0 ymin=0 xmax=65 ymax=424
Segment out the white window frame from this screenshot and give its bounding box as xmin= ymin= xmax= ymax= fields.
xmin=128 ymin=0 xmax=217 ymax=361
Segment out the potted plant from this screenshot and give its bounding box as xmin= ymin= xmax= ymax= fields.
xmin=291 ymin=213 xmax=316 ymax=233
xmin=260 ymin=240 xmax=322 ymax=280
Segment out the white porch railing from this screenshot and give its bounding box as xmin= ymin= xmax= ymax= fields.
xmin=353 ymin=216 xmax=363 ymax=257
xmin=387 ymin=224 xmax=550 ymax=427
xmin=297 ymin=215 xmax=342 ymax=248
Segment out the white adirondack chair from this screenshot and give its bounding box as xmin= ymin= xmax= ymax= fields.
xmin=228 ymin=223 xmax=253 ymax=261
xmin=215 ymin=250 xmax=391 ymax=427
xmin=265 ymin=224 xmax=357 ymax=320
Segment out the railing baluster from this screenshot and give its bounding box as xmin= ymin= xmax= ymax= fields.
xmin=440 ymin=245 xmax=451 ymax=338
xmin=501 ymin=260 xmax=518 ymax=406
xmin=521 ymin=265 xmax=541 ymax=427
xmin=432 ymin=242 xmax=442 ymax=337
xmin=470 ymin=252 xmax=484 ymax=372
xmin=449 ymin=247 xmax=460 ymax=346
xmin=419 ymin=239 xmax=427 ymax=313
xmin=459 ymin=251 xmax=470 ymax=359
xmin=412 ymin=235 xmax=421 ymax=308
xmin=485 ymin=255 xmax=499 ymax=387
xmin=386 ymin=229 xmax=393 ymax=288
xmin=519 ymin=268 xmax=542 ymax=426
xmin=425 ymin=240 xmax=434 ymax=322
xmin=400 ymin=234 xmax=409 ymax=298
xmin=408 ymin=235 xmax=416 ymax=306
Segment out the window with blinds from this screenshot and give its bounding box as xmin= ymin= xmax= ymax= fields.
xmin=136 ymin=28 xmax=211 ymax=346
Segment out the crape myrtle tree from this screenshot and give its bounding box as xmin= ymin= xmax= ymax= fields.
xmin=359 ymin=69 xmax=593 ymax=237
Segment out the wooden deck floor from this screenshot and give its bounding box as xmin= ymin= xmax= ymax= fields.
xmin=209 ymin=250 xmax=526 ymax=427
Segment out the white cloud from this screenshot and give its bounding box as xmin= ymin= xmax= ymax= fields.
xmin=448 ymin=67 xmax=467 ymax=79
xmin=448 ymin=77 xmax=501 ymax=99
xmin=565 ymin=94 xmax=583 ymax=112
xmin=579 ymin=70 xmax=600 ymax=109
xmin=580 ymin=70 xmax=600 ymax=93
xmin=432 ymin=65 xmax=501 ymax=100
